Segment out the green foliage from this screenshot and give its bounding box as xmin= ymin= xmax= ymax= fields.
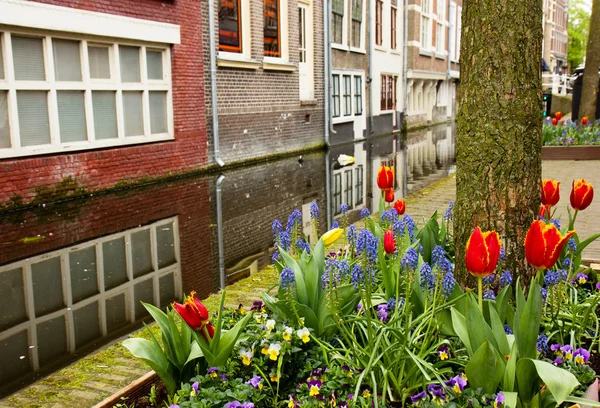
xmin=568 ymin=0 xmax=591 ymax=70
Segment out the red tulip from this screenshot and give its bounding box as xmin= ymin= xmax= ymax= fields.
xmin=541 ymin=179 xmax=560 ymax=206
xmin=173 ymin=291 xmax=209 ymax=330
xmin=539 ymin=204 xmax=551 ymax=219
xmin=524 ymin=220 xmax=575 ymax=269
xmin=582 ymin=117 xmax=589 ymax=126
xmin=571 ymin=179 xmax=594 ymax=211
xmin=555 ymin=112 xmax=562 ymax=120
xmin=383 ymin=229 xmax=396 ymax=254
xmin=385 ymin=188 xmax=395 ymax=203
xmin=202 ymin=323 xmax=215 ymax=340
xmin=377 ymin=165 xmax=394 ymax=190
xmin=393 ymin=199 xmax=406 ymax=216
xmin=552 ymin=118 xmax=558 ymax=126
xmin=465 ymin=227 xmax=502 ymax=278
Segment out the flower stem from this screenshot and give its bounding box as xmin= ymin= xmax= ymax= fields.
xmin=478 ymin=277 xmax=483 ymax=312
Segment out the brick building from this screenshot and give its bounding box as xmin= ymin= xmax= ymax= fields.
xmin=406 ymin=0 xmax=461 ymax=128
xmin=543 ymin=0 xmax=569 ymax=73
xmin=202 ymin=0 xmax=325 ymax=165
xmin=0 ymin=0 xmax=208 ymax=206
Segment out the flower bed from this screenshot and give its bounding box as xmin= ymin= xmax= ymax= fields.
xmin=123 ymin=170 xmax=600 ymax=407
xmin=543 ymin=112 xmax=600 ymax=146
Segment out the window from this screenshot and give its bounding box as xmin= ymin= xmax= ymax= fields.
xmin=0 ymin=30 xmax=172 ymax=158
xmin=332 ymin=74 xmax=341 ymax=117
xmin=344 ymin=169 xmax=353 ymax=208
xmin=421 ymin=0 xmax=431 ymax=49
xmin=381 ymin=74 xmax=396 ymax=111
xmin=354 ymin=76 xmax=363 ymax=115
xmin=375 ymin=0 xmax=383 ymax=46
xmin=391 ymin=0 xmax=398 ymax=50
xmin=355 ymin=165 xmax=363 ymax=205
xmin=449 ymin=2 xmax=456 ymax=61
xmin=264 ymin=0 xmax=280 ymax=57
xmin=351 ymin=0 xmax=363 ymax=48
xmin=436 ymin=22 xmax=443 ymax=53
xmin=219 ymin=0 xmax=242 ymax=52
xmin=299 ymin=7 xmax=306 ymax=62
xmin=332 ymin=0 xmax=344 ymax=44
xmin=334 ymin=173 xmax=342 ymax=214
xmin=437 ymin=0 xmax=445 ymax=20
xmin=343 ymin=75 xmax=352 ymax=116
xmin=456 ymin=6 xmax=462 ymax=59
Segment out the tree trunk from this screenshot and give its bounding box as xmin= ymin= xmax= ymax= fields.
xmin=580 ymin=0 xmax=600 ymax=121
xmin=455 ymin=0 xmax=543 ymax=284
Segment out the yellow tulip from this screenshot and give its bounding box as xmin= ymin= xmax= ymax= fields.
xmin=321 ymin=228 xmax=343 ymax=247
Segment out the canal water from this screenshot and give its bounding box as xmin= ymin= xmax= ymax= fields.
xmin=0 ymin=124 xmax=455 ymax=399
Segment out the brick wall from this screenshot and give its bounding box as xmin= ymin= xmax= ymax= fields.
xmin=0 ymin=0 xmax=208 ymax=205
xmin=202 ymin=0 xmax=326 ymax=165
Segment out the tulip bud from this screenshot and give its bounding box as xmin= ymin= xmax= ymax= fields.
xmin=385 ymin=188 xmax=395 ymax=203
xmin=173 ymin=291 xmax=209 ymax=331
xmin=377 ymin=166 xmax=394 ymax=190
xmin=555 ymin=112 xmax=562 ymax=120
xmin=393 ymin=199 xmax=406 ymax=216
xmin=551 ymin=118 xmax=558 ymax=126
xmin=383 ymin=229 xmax=396 ymax=254
xmin=524 ymin=220 xmax=575 ymax=269
xmin=541 ymin=179 xmax=560 ymax=206
xmin=539 ymin=204 xmax=551 ymax=220
xmin=570 ymin=179 xmax=594 ymax=211
xmin=582 ymin=117 xmax=589 ymax=126
xmin=321 ymin=228 xmax=343 ymax=247
xmin=465 ymin=227 xmax=501 ymax=278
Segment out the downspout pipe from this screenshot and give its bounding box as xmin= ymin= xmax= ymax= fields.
xmin=402 ymin=0 xmax=409 ymax=198
xmin=447 ymin=0 xmax=451 ymax=79
xmin=208 ymin=0 xmax=225 ymax=167
xmin=216 ymin=175 xmax=226 ymax=289
xmin=325 ymin=0 xmax=333 ymax=228
xmin=368 ymin=0 xmax=374 ymax=135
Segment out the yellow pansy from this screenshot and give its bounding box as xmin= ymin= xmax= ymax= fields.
xmin=297 ymin=327 xmax=310 ymax=343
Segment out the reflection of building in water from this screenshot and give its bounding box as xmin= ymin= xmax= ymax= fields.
xmin=406 ymin=125 xmax=455 ymax=194
xmin=331 ymin=143 xmax=367 ymax=220
xmin=0 ymin=217 xmax=181 ymax=393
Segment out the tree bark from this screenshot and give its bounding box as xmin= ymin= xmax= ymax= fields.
xmin=455 ymin=0 xmax=543 ymax=284
xmin=580 ymin=0 xmax=600 ymax=121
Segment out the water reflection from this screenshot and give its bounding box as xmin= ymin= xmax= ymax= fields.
xmin=0 ymin=124 xmax=454 ymax=399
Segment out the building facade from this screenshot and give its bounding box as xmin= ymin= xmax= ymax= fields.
xmin=202 ymin=0 xmax=325 ymax=165
xmin=0 ymin=0 xmax=208 ymax=205
xmin=543 ymin=0 xmax=569 ymax=73
xmin=406 ymin=0 xmax=461 ymax=128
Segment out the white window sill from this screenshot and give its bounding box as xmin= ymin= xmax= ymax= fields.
xmin=0 ymin=134 xmax=174 ymax=159
xmin=332 ymin=115 xmax=355 ymax=124
xmin=263 ymin=58 xmax=296 ymax=72
xmin=435 ymin=52 xmax=445 ymax=60
xmin=217 ymin=52 xmax=261 ymax=70
xmin=419 ymin=48 xmax=433 ymax=57
xmin=300 ymin=99 xmax=318 ymax=106
xmin=374 ymin=45 xmax=387 ymax=52
xmin=332 ymin=43 xmax=349 ymax=51
xmin=390 ymin=50 xmax=401 ymax=56
xmin=349 ymin=47 xmax=366 ymax=54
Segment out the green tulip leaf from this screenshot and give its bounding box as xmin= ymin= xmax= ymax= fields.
xmin=122 ymin=338 xmax=176 ymax=394
xmin=517 ymin=359 xmax=579 ymax=405
xmin=502 ymin=391 xmax=518 ymax=408
xmin=212 ymin=311 xmax=254 ymax=367
xmin=489 ymin=305 xmax=510 ymax=357
xmin=564 ymin=396 xmax=600 ymax=407
xmin=279 ymin=247 xmax=308 ymax=305
xmin=466 ymin=295 xmax=498 ymax=353
xmin=502 ymin=340 xmax=518 ymax=392
xmin=494 ymin=284 xmax=512 ymax=323
xmin=304 ymin=256 xmax=320 ymax=311
xmin=450 ymin=307 xmax=472 ymax=356
xmin=183 ymin=341 xmax=204 ymax=369
xmin=517 ymin=280 xmax=542 ymax=360
xmin=576 ymin=233 xmax=600 ymax=256
xmin=465 ymin=341 xmax=505 ymax=394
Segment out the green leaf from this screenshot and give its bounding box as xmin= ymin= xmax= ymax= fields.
xmin=494 ymin=284 xmax=512 ymax=323
xmin=183 ymin=341 xmax=204 ymax=368
xmin=304 ymin=256 xmax=320 ymax=311
xmin=520 ymin=359 xmax=580 ymax=405
xmin=465 ymin=341 xmax=504 ymax=394
xmin=576 ymin=232 xmax=600 ymax=256
xmin=279 ymin=247 xmax=308 ymax=305
xmin=466 ymin=295 xmax=498 ymax=353
xmin=489 ymin=306 xmax=510 ymax=357
xmin=564 ymin=396 xmax=600 ymax=407
xmin=502 ymin=391 xmax=518 ymax=408
xmin=122 ymin=338 xmax=176 ymax=394
xmin=517 ymin=280 xmax=542 ymax=360
xmin=450 ymin=307 xmax=472 ymax=355
xmin=212 ymin=311 xmax=254 ymax=367
xmin=502 ymin=341 xmax=518 ymax=392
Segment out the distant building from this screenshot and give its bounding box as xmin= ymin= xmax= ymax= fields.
xmin=543 ymin=0 xmax=569 ymax=73
xmin=405 ymin=0 xmax=461 ymax=128
xmin=0 ymin=0 xmax=207 ymax=205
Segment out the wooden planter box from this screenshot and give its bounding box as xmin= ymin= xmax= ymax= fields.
xmin=93 ymin=371 xmax=159 ymax=408
xmin=542 ymin=146 xmax=600 ymax=160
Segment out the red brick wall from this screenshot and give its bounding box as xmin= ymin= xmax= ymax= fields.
xmin=0 ymin=0 xmax=208 ymax=205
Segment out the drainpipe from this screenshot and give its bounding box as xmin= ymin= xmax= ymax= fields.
xmin=216 ymin=175 xmax=226 ymax=289
xmin=368 ymin=0 xmax=374 ymax=135
xmin=325 ymin=0 xmax=333 ymax=228
xmin=447 ymin=0 xmax=451 ymax=79
xmin=208 ymin=0 xmax=225 ymax=167
xmin=402 ymin=0 xmax=408 ymax=197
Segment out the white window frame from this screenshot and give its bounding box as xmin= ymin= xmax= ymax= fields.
xmin=331 ymin=0 xmax=348 ymax=48
xmin=0 ymin=217 xmax=181 ymax=372
xmin=332 ymin=70 xmax=364 ymax=124
xmin=349 ymin=0 xmax=367 ymax=52
xmin=420 ymin=0 xmax=432 ymax=51
xmin=218 ymin=0 xmax=253 ymax=64
xmin=263 ymin=0 xmax=291 ymax=67
xmin=456 ymin=6 xmax=462 ymax=60
xmin=435 ymin=22 xmax=444 ymax=54
xmin=449 ymin=2 xmax=457 ymax=62
xmin=0 ymin=28 xmax=173 ymax=159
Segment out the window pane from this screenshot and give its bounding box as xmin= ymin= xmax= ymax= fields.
xmin=149 ymin=92 xmax=167 ymax=134
xmin=18 ymin=91 xmax=50 ymax=146
xmin=92 ymin=91 xmax=117 ymax=140
xmin=31 ymin=257 xmax=64 ymax=317
xmin=0 ymin=36 xmax=4 ymax=79
xmin=37 ymin=316 xmax=67 ymax=365
xmin=0 ymin=331 xmax=31 ymax=385
xmin=122 ymin=91 xmax=144 ymax=136
xmin=12 ymin=36 xmax=45 ymax=81
xmin=73 ymin=302 xmax=100 ymax=348
xmin=105 ymin=294 xmax=127 ymax=332
xmin=159 ymin=273 xmax=176 ymax=307
xmin=119 ymin=45 xmax=140 ymax=82
xmin=134 ymin=279 xmax=154 ymax=319
xmin=264 ymin=0 xmax=280 ymax=57
xmin=219 ymin=0 xmax=242 ymax=52
xmin=88 ymin=46 xmax=111 ymax=79
xmin=0 ymin=268 xmax=27 ymax=331
xmin=57 ymin=91 xmax=87 ymax=143
xmin=146 ymin=50 xmax=163 ymax=80
xmin=53 ymin=39 xmax=81 ymax=81
xmin=0 ymin=91 xmax=9 ymax=148
xmin=156 ymin=222 xmax=176 ymax=268
xmin=103 ymin=238 xmax=128 ymax=290
xmin=70 ymin=246 xmax=98 ymax=303
xmin=132 ymin=229 xmax=153 ymax=278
